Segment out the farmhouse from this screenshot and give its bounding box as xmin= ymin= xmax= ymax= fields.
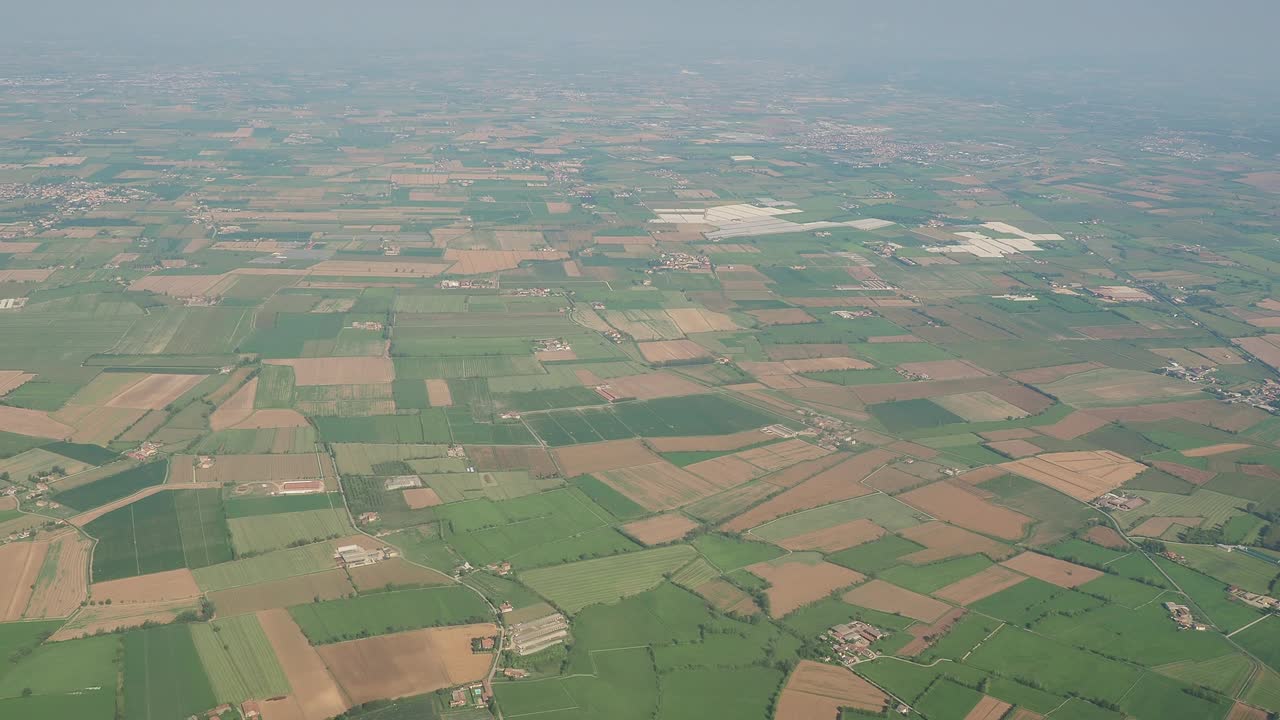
xmin=334 ymin=544 xmax=396 ymax=568
xmin=509 ymin=613 xmax=570 ymax=656
xmin=277 ymin=480 xmax=325 ymax=495
xmin=1089 ymin=285 xmax=1155 ymax=303
xmin=1163 ymin=601 xmax=1207 ymax=630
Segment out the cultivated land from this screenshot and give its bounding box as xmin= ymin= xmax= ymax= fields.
xmin=0 ymin=49 xmax=1279 ymax=720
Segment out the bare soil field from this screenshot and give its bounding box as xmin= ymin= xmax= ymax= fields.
xmin=686 ymin=455 xmax=765 ymax=486
xmin=693 ymin=579 xmax=760 ymax=616
xmin=900 ymin=522 xmax=1017 ymax=563
xmin=0 ymin=268 xmax=54 ymax=282
xmin=898 ymin=482 xmax=1031 ymax=541
xmin=645 ymin=430 xmax=770 ymax=453
xmin=23 ymin=533 xmax=89 ymax=618
xmin=764 ymin=344 xmax=850 ymax=360
xmin=621 ymin=513 xmax=700 ymax=545
xmin=424 ymin=379 xmax=452 ymax=406
xmin=964 ymin=695 xmax=1013 ymax=720
xmin=935 ymin=391 xmax=1029 ymax=422
xmin=1000 ymin=450 xmax=1144 ymax=501
xmin=865 ymin=466 xmax=932 ymax=494
xmin=934 ymin=565 xmax=1028 ymax=605
xmin=1007 ymin=710 xmax=1046 ymax=720
xmin=603 ymin=372 xmax=709 ymax=400
xmin=348 ymin=558 xmax=450 ymax=590
xmin=259 ymin=697 xmax=308 ymax=720
xmin=1009 ymin=362 xmax=1104 ymax=384
xmin=746 ymin=555 xmax=864 ymax=617
xmin=1001 ymin=552 xmax=1102 ymax=588
xmin=844 ymin=579 xmax=951 ymax=623
xmin=306 ymin=260 xmax=450 ymax=278
xmin=596 ymin=461 xmax=724 ymax=511
xmin=258 ymin=608 xmax=351 ymax=720
xmin=105 ymin=373 xmax=202 ymax=409
xmin=1153 ymin=461 xmax=1217 ymax=484
xmin=897 ymin=359 xmax=989 ymax=380
xmin=775 ymin=660 xmax=889 ymax=719
xmin=775 ymin=518 xmax=885 ymax=553
xmin=90 ymin=568 xmax=201 ymax=604
xmin=1038 ymin=411 xmax=1109 ymax=441
xmin=444 ymin=249 xmax=567 ymax=274
xmin=900 ymin=607 xmax=968 ymax=656
xmin=52 ymin=598 xmax=199 ymax=641
xmin=762 ymin=452 xmax=851 ymax=488
xmin=0 ymin=370 xmax=34 ymax=396
xmin=735 ymin=439 xmax=832 ymax=472
xmin=554 ymin=439 xmax=662 ymax=477
xmin=1084 ymin=525 xmax=1130 ymax=549
xmin=466 ymin=445 xmax=558 ymax=478
xmin=886 ymin=440 xmax=941 ymax=460
xmin=319 ymin=623 xmax=497 ymax=705
xmin=231 ymin=408 xmax=310 ymax=430
xmin=1088 ymin=399 xmax=1266 ymax=432
xmin=130 ymin=274 xmax=226 ymax=296
xmin=1130 ymin=516 xmax=1203 ymax=537
xmin=210 ymin=378 xmax=257 ymax=430
xmin=1227 ymin=701 xmax=1270 ymax=720
xmin=1 ymin=541 xmax=48 ymax=620
xmin=1193 ymin=347 xmax=1244 ymax=364
xmin=982 ymin=428 xmax=1039 ymax=441
xmin=1182 ymin=443 xmax=1252 ymax=457
xmin=267 ymin=357 xmax=394 ymax=386
xmin=403 ymin=487 xmax=443 ymax=509
xmin=723 ymin=449 xmax=894 ymax=532
xmin=209 ymin=570 xmax=355 ymax=618
xmin=180 ymin=453 xmax=334 ymax=484
xmin=637 ymin=339 xmax=712 ymax=364
xmin=987 ymin=439 xmax=1042 ymax=458
xmin=666 ymin=307 xmax=739 ymax=334
xmin=0 ymin=405 xmax=73 ymax=439
xmin=748 ymin=308 xmax=817 ymax=326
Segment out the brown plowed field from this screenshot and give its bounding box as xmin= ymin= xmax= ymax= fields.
xmin=23 ymin=533 xmax=89 ymax=617
xmin=105 ymin=373 xmax=202 ymax=409
xmin=963 ymin=695 xmax=1013 ymax=720
xmin=90 ymin=568 xmax=201 ymax=604
xmin=987 ymin=439 xmax=1042 ymax=458
xmin=553 ymin=438 xmax=661 ymax=477
xmin=735 ymin=439 xmax=832 ymax=472
xmin=348 ymin=558 xmax=450 ymax=590
xmin=1001 ymin=551 xmax=1102 ymax=588
xmin=775 ymin=518 xmax=885 ymax=552
xmin=637 ymin=339 xmax=711 ymax=364
xmin=181 ymin=453 xmax=334 ymax=484
xmin=775 ymin=660 xmax=888 ymax=719
xmin=694 ymin=579 xmax=760 ymax=616
xmin=1227 ymin=701 xmax=1270 ymax=720
xmin=865 ymin=467 xmax=931 ymax=494
xmin=0 ymin=405 xmax=73 ymax=439
xmin=761 ymin=452 xmax=852 ymax=489
xmin=685 ymin=455 xmax=765 ymax=486
xmin=209 ymin=570 xmax=355 ymax=618
xmin=267 ymin=357 xmax=394 ymax=385
xmin=1 ymin=541 xmax=48 ymax=620
xmin=722 ymin=449 xmax=894 ymax=532
xmin=1130 ymin=516 xmax=1203 ymax=537
xmin=886 ymin=440 xmax=940 ymax=460
xmin=1183 ymin=443 xmax=1252 ymax=457
xmin=898 ymin=482 xmax=1031 ymax=541
xmin=444 ymin=249 xmax=568 ymax=274
xmin=764 ymin=344 xmax=851 ymax=360
xmin=843 ymin=579 xmax=951 ymax=623
xmin=258 ymin=609 xmax=351 ymax=720
xmin=934 ymin=565 xmax=1028 ymax=605
xmin=646 ymin=429 xmax=770 ymax=453
xmin=259 ymin=697 xmax=307 ymax=720
xmin=319 ymin=623 xmax=497 ymax=705
xmin=666 ymin=308 xmax=739 ymax=334
xmin=746 ymin=555 xmax=864 ymax=617
xmin=52 ymin=598 xmax=199 ymax=641
xmin=897 ymin=359 xmax=989 ymax=380
xmin=621 ymin=513 xmax=700 ymax=545
xmin=232 ymin=409 xmax=310 ymax=429
xmin=899 ymin=522 xmax=1016 ymax=563
xmin=0 ymin=371 xmax=34 ymax=395
xmin=900 ymin=607 xmax=967 ymax=656
xmin=1037 ymin=411 xmax=1109 ymax=441
xmin=403 ymin=487 xmax=443 ymax=508
xmin=748 ymin=308 xmax=817 ymax=326
xmin=1000 ymin=450 xmax=1144 ymax=501
xmin=1153 ymin=461 xmax=1216 ymax=484
xmin=981 ymin=428 xmax=1039 ymax=441
xmin=595 ymin=461 xmax=725 ymax=511
xmin=424 ymin=379 xmax=452 ymax=406
xmin=1084 ymin=525 xmax=1130 ymax=549
xmin=210 ymin=378 xmax=257 ymax=430
xmin=602 ymin=372 xmax=709 ymax=400
xmin=1089 ymin=399 xmax=1265 ymax=433
xmin=466 ymin=445 xmax=558 ymax=477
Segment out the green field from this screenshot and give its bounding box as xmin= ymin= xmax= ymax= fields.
xmin=657 ymin=667 xmax=782 ymax=720
xmin=191 ymin=614 xmax=291 ymax=703
xmin=1038 ymin=368 xmax=1205 ymax=407
xmin=868 ymin=398 xmax=965 ymax=432
xmin=1171 ymin=543 xmax=1280 ymax=594
xmin=54 ymin=459 xmax=167 ymax=511
xmin=525 ymin=394 xmax=782 ymax=446
xmin=493 ymin=646 xmax=657 ymax=720
xmin=748 ymin=492 xmax=925 ymax=540
xmin=86 ymin=488 xmax=232 ymax=581
xmin=191 ymin=541 xmax=339 ymax=592
xmin=227 ymin=508 xmax=354 ymax=554
xmin=287 ymin=585 xmax=491 ymax=644
xmin=520 ymin=545 xmax=698 ymax=613
xmin=123 ymin=624 xmax=218 ymax=720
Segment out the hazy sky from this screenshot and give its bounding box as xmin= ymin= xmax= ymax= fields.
xmin=7 ymin=0 xmax=1279 ymax=70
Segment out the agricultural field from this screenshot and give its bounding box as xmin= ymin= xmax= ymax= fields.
xmin=2 ymin=28 xmax=1280 ymax=720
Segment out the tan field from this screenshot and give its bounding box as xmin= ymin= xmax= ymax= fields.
xmin=23 ymin=533 xmax=90 ymax=618
xmin=318 ymin=623 xmax=497 ymax=705
xmin=763 ymin=452 xmax=851 ymax=488
xmin=1084 ymin=525 xmax=1130 ymax=549
xmin=898 ymin=482 xmax=1031 ymax=541
xmin=601 ymin=372 xmax=709 ymax=400
xmin=306 ymin=259 xmax=451 ymax=277
xmin=748 ymin=308 xmax=817 ymax=325
xmin=403 ymin=487 xmax=443 ymax=509
xmin=1009 ymin=362 xmax=1104 ymax=384
xmin=621 ymin=513 xmax=700 ymax=545
xmin=466 ymin=445 xmax=558 ymax=477
xmin=105 ymin=373 xmax=203 ymax=409
xmin=665 ymin=307 xmax=739 ymax=334
xmin=1183 ymin=443 xmax=1252 ymax=457
xmin=646 ymin=429 xmax=771 ymax=453
xmin=693 ymin=579 xmax=760 ymax=616
xmin=230 ymin=408 xmax=310 ymax=429
xmin=0 ymin=405 xmax=73 ymax=439
xmin=1227 ymin=701 xmax=1270 ymax=720
xmin=1089 ymin=399 xmax=1265 ymax=432
xmin=723 ymin=449 xmax=894 ymax=532
xmin=0 ymin=268 xmax=55 ymax=282
xmin=209 ymin=570 xmax=355 ymax=618
xmin=900 ymin=607 xmax=967 ymax=656
xmin=553 ymin=439 xmax=662 ymax=477
xmin=987 ymin=439 xmax=1042 ymax=458
xmin=865 ymin=466 xmax=931 ymax=494
xmin=1 ymin=541 xmax=49 ymax=620
xmin=934 ymin=565 xmax=1028 ymax=605
xmin=258 ymin=609 xmax=351 ymax=720
xmin=130 ymin=274 xmax=227 ymax=296
xmin=843 ymin=579 xmax=951 ymax=623
xmin=52 ymin=598 xmax=200 ymax=641
xmin=1001 ymin=450 xmax=1144 ymax=501
xmin=685 ymin=455 xmax=764 ymax=486
xmin=897 ymin=359 xmax=989 ymax=380
xmin=267 ymin=357 xmax=394 ymax=386
xmin=424 ymin=378 xmax=453 ymax=406
xmin=764 ymin=344 xmax=850 ymax=360
xmin=443 ymin=249 xmax=568 ymax=274
xmin=964 ymin=696 xmax=1013 ymax=720
xmin=1130 ymin=516 xmax=1203 ymax=537
xmin=90 ymin=568 xmax=201 ymax=604
xmin=595 ymin=461 xmax=726 ymax=511
xmin=775 ymin=660 xmax=888 ymax=719
xmin=175 ymin=453 xmax=334 ymax=484
xmin=935 ymin=391 xmax=1029 ymax=422
xmin=782 ymin=357 xmax=874 ymax=373
xmin=0 ymin=370 xmax=35 ymax=396
xmin=775 ymin=518 xmax=885 ymax=553
xmin=210 ymin=378 xmax=257 ymax=430
xmin=735 ymin=439 xmax=832 ymax=472
xmin=348 ymin=558 xmax=450 ymax=590
xmin=637 ymin=339 xmax=712 ymax=364
xmin=899 ymin=522 xmax=1017 ymax=564
xmin=746 ymin=554 xmax=864 ymax=617
xmin=1037 ymin=411 xmax=1109 ymax=441
xmin=1001 ymin=551 xmax=1102 ymax=588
